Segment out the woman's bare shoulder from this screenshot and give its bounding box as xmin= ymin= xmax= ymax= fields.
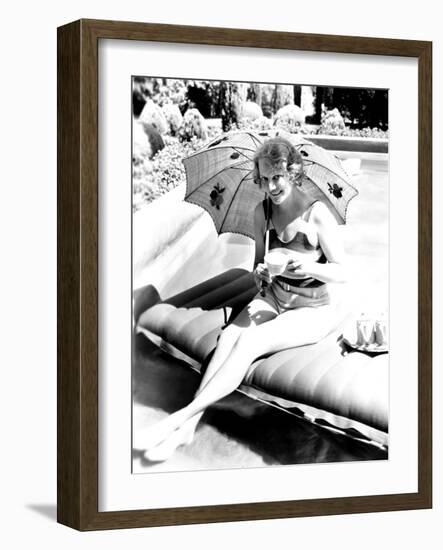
xmin=310 ymin=201 xmax=336 ymax=226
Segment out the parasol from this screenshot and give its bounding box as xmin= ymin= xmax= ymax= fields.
xmin=182 ymin=129 xmax=358 ymax=240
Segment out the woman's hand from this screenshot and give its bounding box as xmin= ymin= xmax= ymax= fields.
xmin=285 ymin=258 xmax=311 ymax=279
xmin=254 ymin=263 xmax=273 ymax=292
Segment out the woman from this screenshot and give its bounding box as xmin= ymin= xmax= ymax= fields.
xmin=139 ymin=136 xmax=348 ymax=461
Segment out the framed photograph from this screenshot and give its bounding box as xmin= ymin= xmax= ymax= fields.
xmin=57 ymin=19 xmax=432 ymax=530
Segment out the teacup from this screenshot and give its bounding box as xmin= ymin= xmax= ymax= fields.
xmin=264 ymin=251 xmax=288 ymax=276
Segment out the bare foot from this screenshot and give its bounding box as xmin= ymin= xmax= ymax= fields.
xmin=134 ymin=409 xmax=188 ymax=452
xmin=143 ymin=423 xmax=196 ymax=462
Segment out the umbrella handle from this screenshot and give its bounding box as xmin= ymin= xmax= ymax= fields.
xmin=260 ymin=195 xmax=271 ymax=298
xmin=264 ymin=194 xmax=270 ymax=255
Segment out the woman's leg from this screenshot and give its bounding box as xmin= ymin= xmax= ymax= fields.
xmin=189 ymin=286 xmax=348 ymax=416
xmin=165 ymin=304 xmax=336 ymax=419
xmin=143 ymin=313 xmax=251 ymax=455
xmin=137 ymin=296 xmax=278 ymax=456
xmin=198 ymin=295 xmax=283 ymax=387
xmin=142 ymin=301 xmax=339 ymax=460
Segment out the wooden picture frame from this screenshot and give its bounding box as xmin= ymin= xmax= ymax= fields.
xmin=57 ymin=18 xmax=432 ymax=530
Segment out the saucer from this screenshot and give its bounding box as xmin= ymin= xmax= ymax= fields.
xmin=342 ymin=326 xmax=389 ymax=354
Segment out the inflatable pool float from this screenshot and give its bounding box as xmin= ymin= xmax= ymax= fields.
xmin=136 ymin=268 xmax=389 ymax=450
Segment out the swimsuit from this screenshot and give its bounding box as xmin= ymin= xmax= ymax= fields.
xmin=261 ymin=200 xmax=331 ymax=312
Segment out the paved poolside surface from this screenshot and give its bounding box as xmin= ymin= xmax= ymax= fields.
xmin=132 ymin=152 xmax=389 ymax=473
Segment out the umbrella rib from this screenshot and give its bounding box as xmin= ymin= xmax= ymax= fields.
xmin=250 ymin=133 xmax=265 ymax=147
xmin=227 ymin=167 xmax=255 ymax=179
xmin=295 ymin=145 xmax=349 ymax=180
xmin=231 ymin=146 xmax=255 ymax=163
xmin=218 ymin=169 xmax=255 ymax=234
xmin=303 ymin=157 xmax=349 ymax=180
xmin=184 ymin=163 xmax=252 ymax=198
xmin=183 ymin=144 xmax=256 ymax=162
xmin=229 ymin=166 xmax=254 ymax=172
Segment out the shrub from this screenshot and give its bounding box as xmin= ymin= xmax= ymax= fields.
xmin=139 ymin=99 xmax=168 ymax=135
xmin=162 ymin=103 xmax=183 ymax=136
xmin=236 ymin=115 xmax=272 ymax=132
xmin=317 ymin=126 xmax=389 ymax=138
xmin=321 ymin=88 xmax=388 ymax=130
xmin=241 ymin=101 xmax=263 ymax=120
xmin=273 ymin=104 xmax=306 ymax=133
xmin=178 ymin=108 xmax=208 ymax=141
xmin=156 ymin=79 xmax=187 ymax=106
xmin=133 ymin=120 xmax=152 ymax=161
xmin=319 ymin=107 xmax=346 ymax=131
xmin=252 ymin=115 xmax=273 ymax=132
xmin=143 ymin=124 xmax=165 ymax=157
xmin=317 ymin=107 xmax=389 ymax=138
xmin=133 ymin=136 xmax=207 ymax=211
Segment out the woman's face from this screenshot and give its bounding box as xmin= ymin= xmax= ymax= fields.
xmin=258 ymin=158 xmax=293 ymax=205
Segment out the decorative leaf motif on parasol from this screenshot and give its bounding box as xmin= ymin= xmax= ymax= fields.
xmin=209 ymin=183 xmax=226 ymax=210
xmin=327 ymin=182 xmax=344 ymax=198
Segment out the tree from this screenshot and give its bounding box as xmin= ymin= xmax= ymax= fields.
xmin=310 ymin=86 xmax=388 ymax=129
xmin=271 ymin=85 xmax=293 ymax=112
xmin=293 ymin=85 xmax=302 ymax=106
xmin=185 ymin=81 xmax=220 ymax=118
xmin=247 ymin=83 xmax=262 ymax=106
xmin=219 ymin=82 xmax=243 ymax=131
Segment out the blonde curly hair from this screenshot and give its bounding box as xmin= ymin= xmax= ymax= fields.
xmin=252 ymin=136 xmax=304 ymax=187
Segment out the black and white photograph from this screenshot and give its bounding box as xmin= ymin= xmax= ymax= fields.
xmin=132 ymin=76 xmax=389 ymax=473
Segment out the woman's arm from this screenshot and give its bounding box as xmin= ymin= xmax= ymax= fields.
xmin=289 ymin=202 xmax=348 ymax=283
